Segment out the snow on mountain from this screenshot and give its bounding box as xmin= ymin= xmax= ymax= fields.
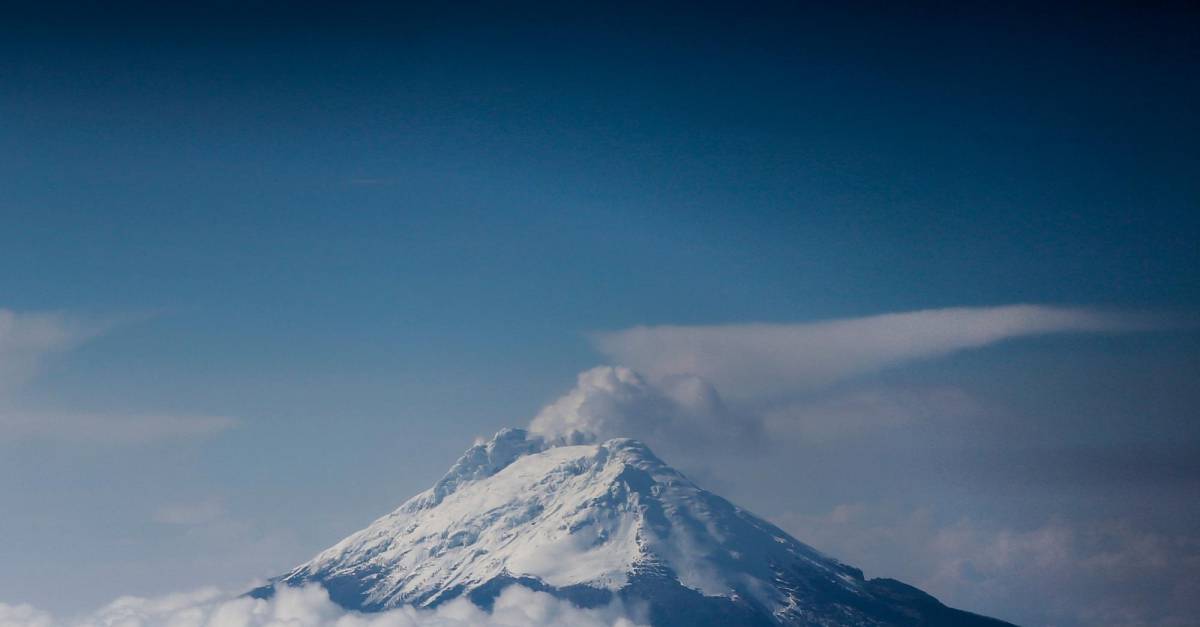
xmin=253 ymin=428 xmax=1013 ymax=626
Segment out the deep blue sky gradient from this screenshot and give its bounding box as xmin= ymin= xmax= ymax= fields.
xmin=1 ymin=3 xmax=1197 ymax=624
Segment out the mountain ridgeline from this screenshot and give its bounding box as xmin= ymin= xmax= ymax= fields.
xmin=251 ymin=428 xmax=1014 ymax=626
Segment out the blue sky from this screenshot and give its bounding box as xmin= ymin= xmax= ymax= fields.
xmin=1 ymin=3 xmax=1198 ymax=626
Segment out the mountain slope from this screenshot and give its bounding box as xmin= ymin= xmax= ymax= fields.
xmin=252 ymin=428 xmax=1014 ymax=626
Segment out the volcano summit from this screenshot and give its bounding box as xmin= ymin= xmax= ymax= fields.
xmin=252 ymin=428 xmax=1013 ymax=626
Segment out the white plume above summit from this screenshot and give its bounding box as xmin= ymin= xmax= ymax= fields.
xmin=527 ymin=366 xmax=744 ymax=449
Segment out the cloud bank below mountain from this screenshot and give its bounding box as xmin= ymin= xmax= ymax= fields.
xmin=0 ymin=584 xmax=645 ymax=627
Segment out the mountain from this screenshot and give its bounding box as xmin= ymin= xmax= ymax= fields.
xmin=251 ymin=428 xmax=1014 ymax=626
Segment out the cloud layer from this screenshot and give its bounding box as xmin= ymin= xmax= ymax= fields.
xmin=0 ymin=308 xmax=236 ymax=445
xmin=0 ymin=584 xmax=644 ymax=627
xmin=776 ymin=505 xmax=1200 ymax=627
xmin=592 ymin=305 xmax=1172 ymax=399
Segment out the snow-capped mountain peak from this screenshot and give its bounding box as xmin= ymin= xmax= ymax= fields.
xmin=254 ymin=429 xmax=1012 ymax=627
xmin=406 ymin=427 xmax=548 ymax=512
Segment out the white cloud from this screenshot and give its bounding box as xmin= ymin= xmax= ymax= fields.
xmin=0 ymin=584 xmax=646 ymax=627
xmin=526 ymin=365 xmax=986 ymax=461
xmin=528 ymin=366 xmax=746 ymax=447
xmin=0 ymin=307 xmax=237 ymax=445
xmin=592 ymin=305 xmax=1171 ymax=400
xmin=774 ymin=505 xmax=1200 ymax=627
xmin=556 ymin=305 xmax=1175 ymax=458
xmin=0 ymin=602 xmax=54 ymax=627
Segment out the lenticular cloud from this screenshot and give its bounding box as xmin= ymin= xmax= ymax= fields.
xmin=0 ymin=584 xmax=646 ymax=627
xmin=592 ymin=304 xmax=1174 ymax=399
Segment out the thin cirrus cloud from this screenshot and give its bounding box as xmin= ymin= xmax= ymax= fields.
xmin=0 ymin=307 xmax=236 ymax=445
xmin=0 ymin=308 xmax=111 ymax=392
xmin=591 ymin=304 xmax=1176 ymax=400
xmin=0 ymin=410 xmax=236 ymax=445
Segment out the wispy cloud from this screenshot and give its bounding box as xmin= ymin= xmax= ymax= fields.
xmin=532 ymin=306 xmax=1174 ymax=454
xmin=0 ymin=309 xmax=110 ymax=392
xmin=0 ymin=410 xmax=236 ymax=445
xmin=0 ymin=307 xmax=237 ymax=445
xmin=592 ymin=305 xmax=1175 ymax=399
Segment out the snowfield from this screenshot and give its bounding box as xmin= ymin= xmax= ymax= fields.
xmin=257 ymin=429 xmax=1013 ymax=627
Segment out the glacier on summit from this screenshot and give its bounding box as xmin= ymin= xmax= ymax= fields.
xmin=252 ymin=426 xmax=1013 ymax=626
